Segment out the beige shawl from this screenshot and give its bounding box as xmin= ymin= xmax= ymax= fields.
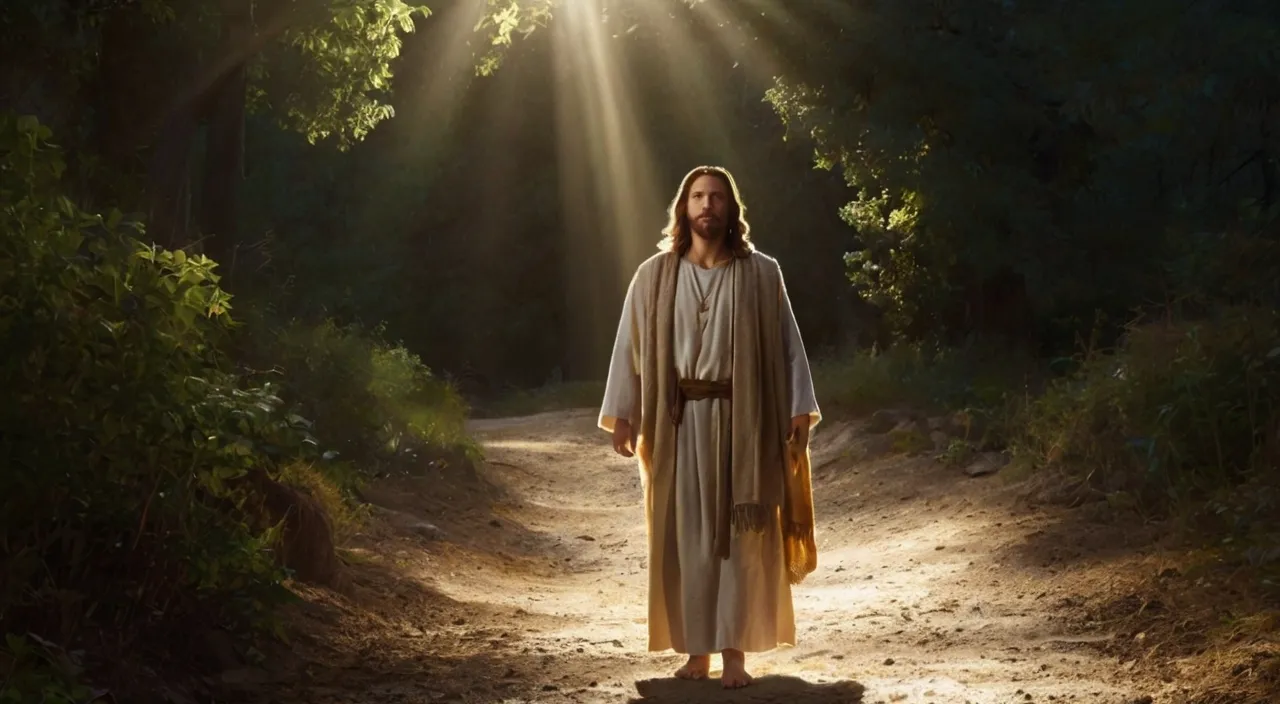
xmin=634 ymin=250 xmax=817 ymax=587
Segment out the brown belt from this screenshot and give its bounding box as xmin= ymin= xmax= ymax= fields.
xmin=671 ymin=378 xmax=732 ymax=426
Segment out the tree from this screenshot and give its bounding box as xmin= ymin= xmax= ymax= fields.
xmin=1 ymin=0 xmax=558 ymax=285
xmin=758 ymin=0 xmax=1280 ymax=350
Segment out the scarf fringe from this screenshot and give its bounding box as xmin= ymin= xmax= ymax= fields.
xmin=729 ymin=504 xmax=815 ymax=541
xmin=730 ymin=503 xmax=771 ymax=533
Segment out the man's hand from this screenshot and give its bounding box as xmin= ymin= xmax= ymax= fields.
xmin=787 ymin=414 xmax=810 ymax=447
xmin=613 ymin=418 xmax=635 ymax=458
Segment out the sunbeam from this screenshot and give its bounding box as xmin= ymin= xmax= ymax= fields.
xmin=551 ymin=0 xmax=665 ymax=378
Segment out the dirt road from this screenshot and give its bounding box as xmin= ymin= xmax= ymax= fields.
xmin=256 ymin=408 xmax=1176 ymax=704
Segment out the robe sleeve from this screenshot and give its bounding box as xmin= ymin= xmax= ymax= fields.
xmin=599 ymin=267 xmax=645 ymax=433
xmin=779 ymin=267 xmax=821 ymax=427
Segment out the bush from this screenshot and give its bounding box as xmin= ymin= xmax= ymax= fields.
xmin=0 ymin=114 xmax=313 ymax=653
xmin=1013 ymin=306 xmax=1280 ymax=518
xmin=811 ymin=340 xmax=1039 ymax=420
xmin=246 ymin=318 xmax=476 ymax=470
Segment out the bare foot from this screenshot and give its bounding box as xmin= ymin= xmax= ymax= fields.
xmin=721 ymin=649 xmax=752 ymax=689
xmin=674 ymin=654 xmax=710 ymax=680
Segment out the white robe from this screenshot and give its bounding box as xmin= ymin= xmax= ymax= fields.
xmin=598 ymin=255 xmax=821 ymax=655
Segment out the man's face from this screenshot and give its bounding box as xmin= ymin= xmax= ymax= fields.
xmin=687 ymin=174 xmax=731 ymax=240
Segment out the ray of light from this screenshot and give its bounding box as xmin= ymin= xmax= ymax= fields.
xmin=634 ymin=1 xmax=739 ymax=162
xmin=733 ymin=0 xmax=853 ymax=83
xmin=551 ymin=0 xmax=667 ymax=378
xmin=349 ymin=0 xmax=497 ymax=247
xmin=382 ymin=0 xmax=854 ymax=379
xmin=392 ymin=0 xmax=498 ymax=155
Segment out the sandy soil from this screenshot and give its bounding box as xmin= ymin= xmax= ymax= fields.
xmin=230 ymin=408 xmax=1239 ymax=704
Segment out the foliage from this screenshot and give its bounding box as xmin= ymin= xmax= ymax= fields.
xmin=1013 ymin=306 xmax=1280 ymax=512
xmin=763 ymin=0 xmax=1280 ymax=349
xmin=245 ymin=318 xmax=476 ymax=466
xmin=0 ymin=633 xmax=95 ymax=704
xmin=276 ymin=461 xmax=370 ymax=544
xmin=811 ymin=340 xmax=1038 ymax=418
xmin=0 ymin=114 xmax=313 ymax=658
xmin=253 ymin=0 xmax=433 ymax=149
xmin=470 ymin=0 xmax=556 ymax=75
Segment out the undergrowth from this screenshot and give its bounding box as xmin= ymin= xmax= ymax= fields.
xmin=809 ymin=339 xmax=1039 ymax=442
xmin=474 ymin=379 xmax=607 ymax=418
xmin=240 ymin=317 xmax=478 ymax=469
xmin=815 ymin=310 xmax=1280 ymax=592
xmin=0 ymin=114 xmax=477 ymax=699
xmin=1010 ymin=305 xmax=1280 ymax=587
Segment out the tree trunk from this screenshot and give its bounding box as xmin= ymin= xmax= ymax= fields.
xmin=145 ymin=105 xmax=203 ymax=250
xmin=200 ymin=0 xmax=253 ymax=281
xmin=135 ymin=0 xmax=323 ymax=148
xmin=94 ymin=10 xmax=154 ymax=175
xmin=142 ymin=0 xmax=317 ymax=249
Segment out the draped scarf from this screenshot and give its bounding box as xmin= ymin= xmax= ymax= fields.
xmin=634 ymin=250 xmax=817 ymax=586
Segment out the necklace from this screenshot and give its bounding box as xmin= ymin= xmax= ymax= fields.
xmin=685 ymin=258 xmax=732 ymax=365
xmin=688 ymin=257 xmax=730 ymax=314
xmin=690 ymin=262 xmax=726 ymax=316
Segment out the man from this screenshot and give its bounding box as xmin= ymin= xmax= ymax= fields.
xmin=598 ymin=165 xmax=821 ymax=689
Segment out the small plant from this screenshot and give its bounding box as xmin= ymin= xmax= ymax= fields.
xmin=889 ymin=426 xmax=933 ymax=455
xmin=0 ymin=633 xmax=96 ymax=704
xmin=277 ymin=460 xmax=370 ymax=545
xmin=938 ymin=438 xmax=977 ymax=467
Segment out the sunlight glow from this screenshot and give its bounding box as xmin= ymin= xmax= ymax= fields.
xmin=551 ymin=0 xmax=667 ymax=377
xmin=483 ymin=438 xmax=583 ymax=452
xmin=400 ymin=0 xmax=836 ymax=377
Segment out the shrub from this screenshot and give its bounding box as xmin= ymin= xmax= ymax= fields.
xmin=276 ymin=460 xmax=368 ymax=544
xmin=248 ymin=318 xmax=476 ymax=470
xmin=0 ymin=633 xmax=95 ymax=704
xmin=1013 ymin=306 xmax=1280 ymax=517
xmin=0 ymin=114 xmax=314 ymax=654
xmin=811 ymin=339 xmax=1039 ymax=421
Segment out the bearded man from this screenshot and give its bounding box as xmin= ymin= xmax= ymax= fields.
xmin=598 ymin=165 xmax=821 ymax=689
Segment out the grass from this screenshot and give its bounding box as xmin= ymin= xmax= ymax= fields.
xmin=809 ymin=341 xmax=1041 ymax=433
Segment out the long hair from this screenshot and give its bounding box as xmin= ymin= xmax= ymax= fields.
xmin=658 ymin=165 xmax=753 ymax=257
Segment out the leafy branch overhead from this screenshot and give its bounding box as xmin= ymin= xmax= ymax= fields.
xmin=762 ymin=0 xmax=1280 ymax=344
xmin=472 ymin=0 xmax=555 ymax=76
xmin=252 ymin=0 xmax=433 ymax=148
xmin=246 ymin=0 xmax=557 ymax=146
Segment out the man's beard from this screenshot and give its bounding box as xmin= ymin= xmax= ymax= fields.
xmin=691 ymin=215 xmax=726 ymax=240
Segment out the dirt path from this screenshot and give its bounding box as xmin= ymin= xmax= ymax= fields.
xmin=252 ymin=408 xmax=1176 ymax=704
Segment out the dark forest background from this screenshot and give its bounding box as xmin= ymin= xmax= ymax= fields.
xmin=5 ymin=0 xmax=1280 ymax=699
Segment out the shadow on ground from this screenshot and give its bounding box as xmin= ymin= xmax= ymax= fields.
xmin=630 ymin=676 xmax=865 ymax=703
xmin=988 ymin=484 xmax=1166 ymax=573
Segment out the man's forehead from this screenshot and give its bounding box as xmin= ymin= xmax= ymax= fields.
xmin=689 ymin=174 xmax=728 ymax=194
